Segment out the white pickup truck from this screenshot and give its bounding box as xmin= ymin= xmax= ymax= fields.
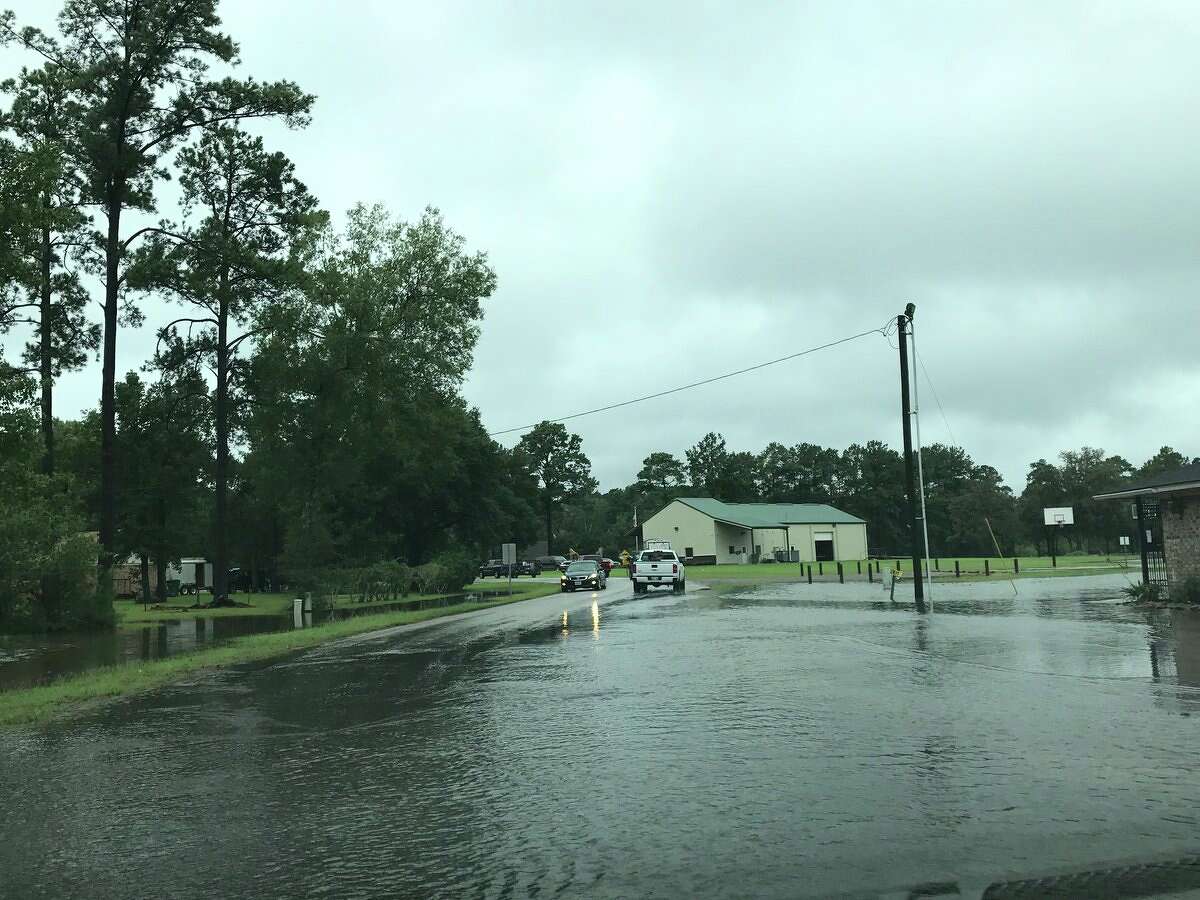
xmin=631 ymin=547 xmax=686 ymax=594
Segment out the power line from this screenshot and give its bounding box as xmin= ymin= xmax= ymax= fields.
xmin=915 ymin=348 xmax=957 ymax=446
xmin=488 ymin=321 xmax=891 ymax=438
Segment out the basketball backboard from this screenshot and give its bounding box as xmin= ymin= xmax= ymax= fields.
xmin=1043 ymin=506 xmax=1074 ymax=526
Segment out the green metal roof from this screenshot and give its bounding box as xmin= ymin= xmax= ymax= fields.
xmin=671 ymin=498 xmax=866 ymax=528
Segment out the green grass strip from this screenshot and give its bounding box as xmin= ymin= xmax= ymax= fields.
xmin=0 ymin=583 xmax=557 ymax=730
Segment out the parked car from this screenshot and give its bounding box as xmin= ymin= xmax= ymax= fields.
xmin=480 ymin=559 xmax=541 ymax=578
xmin=579 ymin=554 xmax=614 ymax=574
xmin=602 ymin=557 xmax=616 ymax=573
xmin=560 ymin=559 xmax=607 ymax=592
xmin=536 ymin=555 xmax=567 ymax=571
xmin=631 ymin=549 xmax=685 ymax=594
xmin=558 ymin=558 xmax=572 ymax=573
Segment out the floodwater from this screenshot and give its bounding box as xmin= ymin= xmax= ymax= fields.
xmin=2 ymin=574 xmax=1200 ymax=898
xmin=0 ymin=593 xmax=501 ymax=691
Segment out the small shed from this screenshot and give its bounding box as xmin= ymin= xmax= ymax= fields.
xmin=1095 ymin=462 xmax=1200 ymax=599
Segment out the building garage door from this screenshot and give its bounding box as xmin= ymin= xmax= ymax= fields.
xmin=814 ymin=531 xmax=835 ymax=561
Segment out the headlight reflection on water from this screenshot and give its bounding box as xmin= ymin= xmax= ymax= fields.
xmin=591 ymin=599 xmax=600 ymax=637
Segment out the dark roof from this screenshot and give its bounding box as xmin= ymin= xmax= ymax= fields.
xmin=1094 ymin=462 xmax=1200 ymax=500
xmin=659 ymin=497 xmax=866 ymax=528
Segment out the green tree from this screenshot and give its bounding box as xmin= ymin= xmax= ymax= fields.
xmin=1058 ymin=447 xmax=1132 ymax=553
xmin=113 ymin=370 xmax=210 ymax=602
xmin=1139 ymin=446 xmax=1195 ymax=478
xmin=2 ymin=61 xmax=99 ymax=474
xmin=685 ymin=432 xmax=729 ymax=496
xmin=834 ymin=441 xmax=906 ymax=555
xmin=6 ymin=0 xmax=312 ymax=565
xmin=756 ymin=441 xmax=838 ymax=502
xmin=0 ymin=372 xmax=104 ymax=631
xmin=515 ymin=421 xmax=596 ymax=554
xmin=135 ymin=125 xmax=320 ymax=599
xmin=245 ymin=204 xmax=509 ymax=571
xmin=636 ymin=451 xmax=686 ymax=492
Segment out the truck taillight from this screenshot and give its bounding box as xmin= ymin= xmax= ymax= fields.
xmin=672 ymin=564 xmax=678 ymax=573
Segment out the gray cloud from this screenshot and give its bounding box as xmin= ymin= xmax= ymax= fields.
xmin=6 ymin=0 xmax=1199 ymax=491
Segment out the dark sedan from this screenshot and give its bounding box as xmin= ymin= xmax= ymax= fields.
xmin=559 ymin=560 xmax=607 ymax=592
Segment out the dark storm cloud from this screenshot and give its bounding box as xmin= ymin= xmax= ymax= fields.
xmin=8 ymin=0 xmax=1200 ymax=489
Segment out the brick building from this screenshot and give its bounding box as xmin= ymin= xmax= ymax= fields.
xmin=1095 ymin=462 xmax=1200 ymax=598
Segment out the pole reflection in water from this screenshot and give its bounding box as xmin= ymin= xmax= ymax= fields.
xmin=561 ymin=610 xmax=569 ymax=637
xmin=591 ymin=598 xmax=600 ymax=637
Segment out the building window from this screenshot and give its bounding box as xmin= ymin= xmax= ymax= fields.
xmin=685 ymin=547 xmax=694 ymax=558
xmin=729 ymin=545 xmax=735 ymax=554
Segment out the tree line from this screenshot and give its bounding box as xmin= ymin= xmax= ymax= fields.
xmin=539 ymin=432 xmax=1196 ymax=564
xmin=0 ymin=1 xmax=540 ymax=631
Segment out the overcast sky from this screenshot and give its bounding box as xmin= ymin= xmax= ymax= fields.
xmin=6 ymin=1 xmax=1200 ymax=490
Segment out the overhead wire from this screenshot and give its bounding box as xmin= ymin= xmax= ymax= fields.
xmin=487 ymin=317 xmax=894 ymax=437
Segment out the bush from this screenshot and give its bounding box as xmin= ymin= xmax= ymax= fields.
xmin=414 ymin=548 xmax=478 ymax=595
xmin=1122 ymin=581 xmax=1161 ymax=604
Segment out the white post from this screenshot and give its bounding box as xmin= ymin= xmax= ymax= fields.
xmin=293 ymin=598 xmax=304 ymax=628
xmin=910 ymin=318 xmax=934 ymax=609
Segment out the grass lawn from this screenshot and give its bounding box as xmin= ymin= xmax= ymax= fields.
xmin=673 ymin=554 xmax=1133 ymax=582
xmin=115 ymin=582 xmax=527 ymax=625
xmin=2 ymin=581 xmax=558 ymax=729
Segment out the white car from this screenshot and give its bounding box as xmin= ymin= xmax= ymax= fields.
xmin=631 ymin=549 xmax=685 ymax=594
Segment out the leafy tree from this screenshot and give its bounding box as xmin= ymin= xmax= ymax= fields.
xmin=834 ymin=441 xmax=906 ymax=555
xmin=636 ymin=451 xmax=686 ymax=492
xmin=113 ymin=371 xmax=210 ymax=602
xmin=5 ymin=0 xmax=313 ymax=565
xmin=685 ymin=432 xmax=729 ymax=496
xmin=245 ymin=204 xmax=510 ymax=571
xmin=724 ymin=450 xmax=759 ymax=502
xmin=515 ymin=421 xmax=596 ymax=554
xmin=756 ymin=441 xmax=838 ymax=503
xmin=1017 ymin=458 xmax=1064 ymax=554
xmin=2 ymin=61 xmax=99 ymax=474
xmin=134 ymin=125 xmax=320 ymax=598
xmin=1058 ymin=447 xmax=1132 ymax=553
xmin=1139 ymin=446 xmax=1195 ymax=478
xmin=0 ymin=372 xmax=104 ymax=631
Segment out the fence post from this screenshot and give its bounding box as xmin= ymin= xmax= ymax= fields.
xmin=838 ymin=562 xmax=844 ymax=584
xmin=818 ymin=562 xmax=823 ymax=576
xmin=857 ymin=560 xmax=862 ymax=575
xmin=1013 ymin=558 xmax=1019 ymax=574
xmin=984 ymin=559 xmax=990 ymax=576
xmin=868 ymin=565 xmax=874 ymax=583
xmin=807 ymin=565 xmax=813 ymax=584
xmin=934 ymin=558 xmax=940 ymax=571
xmin=955 ymin=560 xmax=960 ymax=578
xmin=876 ymin=560 xmax=881 ymax=574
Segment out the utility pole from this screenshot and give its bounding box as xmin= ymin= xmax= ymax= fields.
xmin=897 ymin=304 xmax=927 ymax=612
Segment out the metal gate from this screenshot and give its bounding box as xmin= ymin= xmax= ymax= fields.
xmin=1136 ymin=496 xmax=1169 ymax=599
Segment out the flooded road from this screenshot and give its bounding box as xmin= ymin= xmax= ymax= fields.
xmin=3 ymin=574 xmax=1200 ymax=898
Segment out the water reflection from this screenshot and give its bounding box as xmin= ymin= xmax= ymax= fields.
xmin=0 ymin=592 xmax=512 ymax=692
xmin=591 ymin=599 xmax=600 ymax=637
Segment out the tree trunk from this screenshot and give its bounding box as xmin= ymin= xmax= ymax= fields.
xmin=155 ymin=496 xmax=168 ymax=603
xmin=139 ymin=552 xmax=151 ymax=607
xmin=212 ymin=289 xmax=230 ymax=601
xmin=99 ymin=193 xmax=122 ymax=567
xmin=39 ymin=214 xmax=53 ymax=475
xmin=545 ymin=500 xmax=553 ymax=555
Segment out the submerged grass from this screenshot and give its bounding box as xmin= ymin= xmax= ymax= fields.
xmin=0 ymin=582 xmax=558 ymax=730
xmin=115 ymin=582 xmax=525 ymax=625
